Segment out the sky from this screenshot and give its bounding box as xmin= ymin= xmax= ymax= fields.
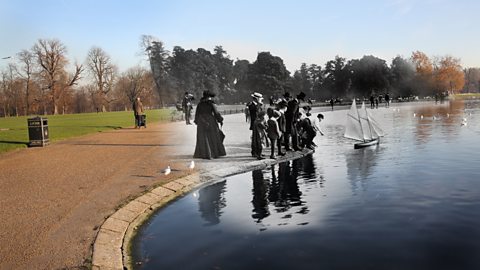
xmin=1 ymin=0 xmax=480 ymax=73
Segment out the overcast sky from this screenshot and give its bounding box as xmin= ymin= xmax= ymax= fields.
xmin=1 ymin=0 xmax=479 ymax=72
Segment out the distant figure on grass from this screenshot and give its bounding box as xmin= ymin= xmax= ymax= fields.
xmin=182 ymin=92 xmax=194 ymax=125
xmin=385 ymin=93 xmax=390 ymax=108
xmin=133 ymin=97 xmax=145 ymax=128
xmin=330 ymin=98 xmax=334 ymax=111
xmin=251 ymin=111 xmax=267 ymax=160
xmin=266 ymin=108 xmax=282 ymax=159
xmin=193 ymin=91 xmax=226 ymax=159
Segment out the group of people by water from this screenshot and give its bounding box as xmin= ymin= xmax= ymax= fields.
xmin=189 ymin=90 xmax=324 ymax=160
xmin=370 ymin=93 xmax=391 ymax=109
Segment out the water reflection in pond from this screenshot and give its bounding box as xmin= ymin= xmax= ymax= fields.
xmin=132 ymin=100 xmax=480 ymax=270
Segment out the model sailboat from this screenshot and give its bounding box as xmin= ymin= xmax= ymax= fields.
xmin=344 ymin=99 xmax=385 ymax=149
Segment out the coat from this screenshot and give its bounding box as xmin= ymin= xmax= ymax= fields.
xmin=267 ymin=118 xmax=281 ymax=140
xmin=248 ymin=101 xmax=262 ymax=130
xmin=193 ymin=98 xmax=226 ymax=159
xmin=285 ymin=99 xmax=300 ymax=133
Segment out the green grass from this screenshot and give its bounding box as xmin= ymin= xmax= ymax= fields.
xmin=0 ymin=109 xmax=180 ymax=154
xmin=452 ymin=93 xmax=480 ymax=99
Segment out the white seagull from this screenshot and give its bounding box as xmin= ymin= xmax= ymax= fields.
xmin=189 ymin=160 xmax=195 ymax=170
xmin=163 ymin=166 xmax=171 ymax=175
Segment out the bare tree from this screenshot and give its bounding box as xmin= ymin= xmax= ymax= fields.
xmin=116 ymin=66 xmax=150 ymax=109
xmin=58 ymin=63 xmax=83 ymax=114
xmin=16 ymin=49 xmax=36 ymax=115
xmin=86 ymin=46 xmax=117 ymax=112
xmin=32 ymin=39 xmax=82 ymax=115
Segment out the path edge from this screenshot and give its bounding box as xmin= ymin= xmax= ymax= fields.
xmin=91 ymin=149 xmax=313 ymax=270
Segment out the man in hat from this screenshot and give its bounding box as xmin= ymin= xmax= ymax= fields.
xmin=247 ymin=92 xmax=263 ymax=130
xmin=182 ymin=91 xmax=194 ymax=125
xmin=284 ymin=92 xmax=306 ymax=151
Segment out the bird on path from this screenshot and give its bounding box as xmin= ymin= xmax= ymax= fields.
xmin=163 ymin=166 xmax=171 ymax=175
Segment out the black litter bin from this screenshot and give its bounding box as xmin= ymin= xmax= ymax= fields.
xmin=28 ymin=117 xmax=49 ymax=147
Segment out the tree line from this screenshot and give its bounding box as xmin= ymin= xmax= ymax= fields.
xmin=1 ymin=35 xmax=478 ymax=117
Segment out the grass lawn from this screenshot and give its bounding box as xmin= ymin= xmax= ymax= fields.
xmin=452 ymin=93 xmax=480 ymax=99
xmin=0 ymin=109 xmax=180 ymax=154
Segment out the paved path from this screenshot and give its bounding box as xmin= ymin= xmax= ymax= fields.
xmin=0 ymin=111 xmax=315 ymax=270
xmin=0 ymin=121 xmax=191 ymax=269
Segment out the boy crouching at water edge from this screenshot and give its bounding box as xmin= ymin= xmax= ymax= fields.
xmin=267 ymin=108 xmax=282 ymax=159
xmin=252 ymin=111 xmax=267 ymax=160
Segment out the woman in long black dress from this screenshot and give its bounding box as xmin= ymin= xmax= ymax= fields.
xmin=193 ymin=91 xmax=226 ymax=159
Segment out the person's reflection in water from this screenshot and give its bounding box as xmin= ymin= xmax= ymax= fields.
xmin=251 ymin=170 xmax=270 ymax=222
xmin=198 ymin=181 xmax=227 ymax=225
xmin=251 ymin=157 xmax=318 ymax=225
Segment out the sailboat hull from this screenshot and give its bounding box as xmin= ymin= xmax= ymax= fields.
xmin=354 ymin=138 xmax=379 ymax=149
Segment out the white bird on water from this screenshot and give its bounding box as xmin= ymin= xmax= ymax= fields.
xmin=461 ymin=118 xmax=468 ymax=126
xmin=413 ymin=113 xmax=416 ymax=117
xmin=163 ymin=166 xmax=171 ymax=175
xmin=420 ymin=115 xmax=424 ymax=119
xmin=189 ymin=160 xmax=195 ymax=170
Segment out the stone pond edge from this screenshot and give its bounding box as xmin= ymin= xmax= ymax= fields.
xmin=91 ymin=148 xmax=313 ymax=270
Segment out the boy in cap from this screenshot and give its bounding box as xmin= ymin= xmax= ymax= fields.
xmin=267 ymin=108 xmax=282 ymax=159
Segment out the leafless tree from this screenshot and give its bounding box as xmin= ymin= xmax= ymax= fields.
xmin=16 ymin=49 xmax=37 ymax=115
xmin=33 ymin=38 xmax=82 ymax=115
xmin=86 ymin=46 xmax=117 ymax=112
xmin=115 ymin=66 xmax=150 ymax=110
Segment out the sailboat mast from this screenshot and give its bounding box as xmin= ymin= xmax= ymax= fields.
xmin=355 ymin=100 xmax=366 ymax=142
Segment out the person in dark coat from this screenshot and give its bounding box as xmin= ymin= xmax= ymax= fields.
xmin=133 ymin=97 xmax=144 ymax=128
xmin=251 ymin=111 xmax=267 ymax=160
xmin=298 ymin=112 xmax=317 ymax=150
xmin=247 ymin=92 xmax=263 ymax=130
xmin=193 ymin=91 xmax=226 ymax=159
xmin=284 ymin=92 xmax=305 ymax=151
xmin=182 ymin=92 xmax=194 ymax=125
xmin=275 ymin=100 xmax=287 ymax=156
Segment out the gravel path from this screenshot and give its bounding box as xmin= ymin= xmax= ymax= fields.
xmin=0 ymin=110 xmax=322 ymax=270
xmin=0 ymin=122 xmax=190 ymax=269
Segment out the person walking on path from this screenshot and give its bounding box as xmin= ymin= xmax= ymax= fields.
xmin=330 ymin=98 xmax=334 ymax=111
xmin=267 ymin=108 xmax=282 ymax=159
xmin=182 ymin=92 xmax=194 ymax=125
xmin=133 ymin=97 xmax=144 ymax=128
xmin=247 ymin=92 xmax=263 ymax=130
xmin=193 ymin=91 xmax=226 ymax=159
xmin=251 ymin=110 xmax=267 ymax=160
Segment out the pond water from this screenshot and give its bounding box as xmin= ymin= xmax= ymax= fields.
xmin=132 ymin=100 xmax=480 ymax=270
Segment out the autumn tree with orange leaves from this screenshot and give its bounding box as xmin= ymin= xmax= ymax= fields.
xmin=434 ymin=56 xmax=464 ymax=94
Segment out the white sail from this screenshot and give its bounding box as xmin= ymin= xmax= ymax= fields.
xmin=359 ymin=102 xmax=374 ymax=141
xmin=344 ymin=99 xmax=364 ymax=141
xmin=367 ymin=109 xmax=385 ymax=137
xmin=345 ymin=99 xmax=385 ymax=143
